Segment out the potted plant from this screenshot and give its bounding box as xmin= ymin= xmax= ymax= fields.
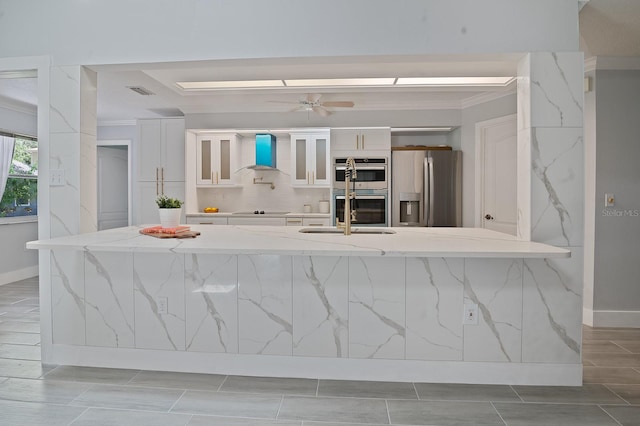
xmin=156 ymin=195 xmax=183 ymax=228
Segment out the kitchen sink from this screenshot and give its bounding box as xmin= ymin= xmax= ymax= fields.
xmin=299 ymin=227 xmax=396 ymax=235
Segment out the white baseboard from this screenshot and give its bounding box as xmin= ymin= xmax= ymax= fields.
xmin=48 ymin=344 xmax=583 ymax=386
xmin=584 ymin=308 xmax=640 ymax=328
xmin=0 ymin=265 xmax=38 ymax=286
xmin=583 ymin=307 xmax=594 ymax=326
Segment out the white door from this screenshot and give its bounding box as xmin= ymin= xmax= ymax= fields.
xmin=476 ymin=115 xmax=517 ymax=235
xmin=97 ymin=146 xmax=129 ymax=230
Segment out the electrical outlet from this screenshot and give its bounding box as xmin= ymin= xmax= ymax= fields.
xmin=605 ymin=193 xmax=615 ymax=207
xmin=157 ymin=297 xmax=168 ymax=314
xmin=50 ymin=169 xmax=65 ymax=186
xmin=463 ymin=303 xmax=479 ymax=325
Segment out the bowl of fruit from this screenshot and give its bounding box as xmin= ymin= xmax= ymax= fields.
xmin=203 ymin=207 xmax=219 ymax=213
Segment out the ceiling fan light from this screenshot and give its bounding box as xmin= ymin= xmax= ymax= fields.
xmin=176 ymin=80 xmax=285 ymax=90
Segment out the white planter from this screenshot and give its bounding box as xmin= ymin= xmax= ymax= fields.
xmin=158 ymin=208 xmax=181 ymax=228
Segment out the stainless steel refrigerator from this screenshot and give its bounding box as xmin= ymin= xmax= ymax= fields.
xmin=391 ymin=148 xmax=462 ymax=227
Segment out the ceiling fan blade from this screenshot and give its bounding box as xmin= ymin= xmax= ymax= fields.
xmin=306 ymin=93 xmax=322 ymax=103
xmin=321 ymin=101 xmax=354 ymax=108
xmin=312 ymin=106 xmax=332 ymax=117
xmin=289 ymin=105 xmax=306 ymax=112
xmin=267 ymin=100 xmax=300 ymax=104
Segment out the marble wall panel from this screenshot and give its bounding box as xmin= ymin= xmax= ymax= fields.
xmin=51 ymin=250 xmax=85 ymax=345
xmin=49 ymin=133 xmax=80 ymax=238
xmin=133 ymin=253 xmax=185 ymax=351
xmin=463 ymin=259 xmax=523 ymax=363
xmin=292 ymin=256 xmax=348 ymax=358
xmin=185 ymin=254 xmax=238 ymax=354
xmin=79 ymin=66 xmax=97 ymax=137
xmin=522 ymin=247 xmax=583 ymax=364
xmin=80 ymin=132 xmax=97 ymax=233
xmin=349 ymin=257 xmax=405 ymax=359
xmin=516 ymin=54 xmax=531 ymax=132
xmin=406 ymin=258 xmax=464 ymax=361
xmin=530 ymin=128 xmax=584 ymax=246
xmin=50 ymin=66 xmax=80 ymax=134
xmin=238 ymin=255 xmax=292 ymax=355
xmin=84 ymin=251 xmax=134 ymax=348
xmin=517 ymin=127 xmax=532 ymax=241
xmin=529 ymin=52 xmax=584 ymax=128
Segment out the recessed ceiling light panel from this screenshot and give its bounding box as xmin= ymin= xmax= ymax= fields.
xmin=396 ymin=77 xmax=514 ymax=86
xmin=284 ymin=78 xmax=395 ymax=87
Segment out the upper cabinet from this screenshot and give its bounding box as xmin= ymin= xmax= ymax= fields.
xmin=196 ymin=133 xmax=239 ymax=186
xmin=290 ymin=131 xmax=331 ymax=187
xmin=330 ymin=128 xmax=391 ymax=154
xmin=138 ymin=118 xmax=185 ymax=182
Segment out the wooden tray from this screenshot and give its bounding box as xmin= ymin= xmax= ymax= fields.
xmin=139 ymin=230 xmax=201 ymax=239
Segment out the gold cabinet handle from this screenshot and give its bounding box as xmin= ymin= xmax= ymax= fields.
xmin=216 ymin=171 xmax=218 ymax=184
xmin=211 ymin=171 xmax=214 ymax=183
xmin=312 ymin=171 xmax=315 ymax=184
xmin=307 ymin=171 xmax=310 ymax=184
xmin=161 ymin=167 xmax=164 ymax=194
xmin=356 ymin=134 xmax=359 ymax=150
xmin=156 ymin=167 xmax=159 ymax=195
xmin=362 ymin=134 xmax=365 ymax=149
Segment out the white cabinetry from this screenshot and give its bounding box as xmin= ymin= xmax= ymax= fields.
xmin=286 ymin=217 xmax=331 ymax=226
xmin=331 ymin=128 xmax=391 ymax=154
xmin=228 ymin=217 xmax=286 ymax=226
xmin=186 ymin=216 xmax=228 ymax=225
xmin=290 ymin=131 xmax=330 ymax=187
xmin=196 ymin=133 xmax=239 ymax=186
xmin=136 ymin=118 xmax=185 ymax=225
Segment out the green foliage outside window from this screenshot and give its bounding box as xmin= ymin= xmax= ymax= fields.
xmin=1 ymin=138 xmax=38 ymax=218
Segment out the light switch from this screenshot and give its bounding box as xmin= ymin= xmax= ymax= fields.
xmin=605 ymin=193 xmax=615 ymax=207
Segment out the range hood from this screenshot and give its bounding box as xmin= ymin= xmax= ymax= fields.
xmin=247 ymin=133 xmax=277 ymax=170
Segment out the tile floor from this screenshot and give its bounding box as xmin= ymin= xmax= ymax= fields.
xmin=1 ymin=276 xmax=639 ymax=425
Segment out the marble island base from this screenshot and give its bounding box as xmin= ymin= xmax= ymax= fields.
xmin=38 ymin=245 xmax=582 ymax=385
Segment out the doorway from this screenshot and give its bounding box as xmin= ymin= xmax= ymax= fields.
xmin=97 ymin=140 xmax=131 ymax=230
xmin=475 ymin=114 xmax=517 ymax=236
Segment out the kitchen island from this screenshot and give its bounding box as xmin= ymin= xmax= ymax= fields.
xmin=27 ymin=226 xmax=582 ymax=385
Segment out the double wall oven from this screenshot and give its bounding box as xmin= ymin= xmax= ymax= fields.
xmin=332 ymin=157 xmax=389 ymax=227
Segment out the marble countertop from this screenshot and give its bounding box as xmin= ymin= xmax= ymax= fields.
xmin=186 ymin=212 xmax=331 ymax=218
xmin=26 ymin=226 xmax=570 ymax=258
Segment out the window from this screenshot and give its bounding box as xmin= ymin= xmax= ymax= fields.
xmin=0 ymin=133 xmax=38 ymax=218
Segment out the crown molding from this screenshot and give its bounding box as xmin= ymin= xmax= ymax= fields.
xmin=460 ymin=88 xmax=516 ymax=109
xmin=97 ymin=119 xmax=137 ymax=127
xmin=584 ymin=57 xmax=598 ymax=73
xmin=585 ymin=56 xmax=640 ymax=71
xmin=0 ymin=96 xmax=37 ymax=116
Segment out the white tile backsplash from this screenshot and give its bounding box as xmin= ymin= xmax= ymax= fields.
xmin=196 ymin=136 xmax=331 ymax=214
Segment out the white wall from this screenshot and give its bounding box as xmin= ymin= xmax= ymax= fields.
xmin=460 ymin=93 xmax=517 ymax=227
xmin=0 ymin=105 xmax=39 ymax=284
xmin=593 ymin=69 xmax=640 ymax=314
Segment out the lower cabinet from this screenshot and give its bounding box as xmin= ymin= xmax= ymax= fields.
xmin=228 ymin=217 xmax=286 ymax=226
xmin=186 ymin=216 xmax=228 ymax=225
xmin=286 ymin=217 xmax=331 ymax=226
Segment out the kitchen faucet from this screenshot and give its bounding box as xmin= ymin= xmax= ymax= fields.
xmin=337 ymin=157 xmax=357 ymax=235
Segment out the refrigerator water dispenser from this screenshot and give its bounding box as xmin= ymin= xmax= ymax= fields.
xmin=399 ymin=192 xmax=421 ymax=225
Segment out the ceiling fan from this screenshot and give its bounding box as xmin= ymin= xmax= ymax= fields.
xmin=271 ymin=93 xmax=355 ymax=116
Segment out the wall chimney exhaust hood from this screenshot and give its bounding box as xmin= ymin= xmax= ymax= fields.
xmin=247 ymin=133 xmax=277 ymax=170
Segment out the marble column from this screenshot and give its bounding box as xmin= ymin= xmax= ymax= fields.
xmin=517 ymin=52 xmax=584 ymax=364
xmin=49 ymin=65 xmax=97 ymax=237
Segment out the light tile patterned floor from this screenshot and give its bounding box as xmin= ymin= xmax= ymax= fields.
xmin=0 ymin=276 xmax=639 ymax=425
